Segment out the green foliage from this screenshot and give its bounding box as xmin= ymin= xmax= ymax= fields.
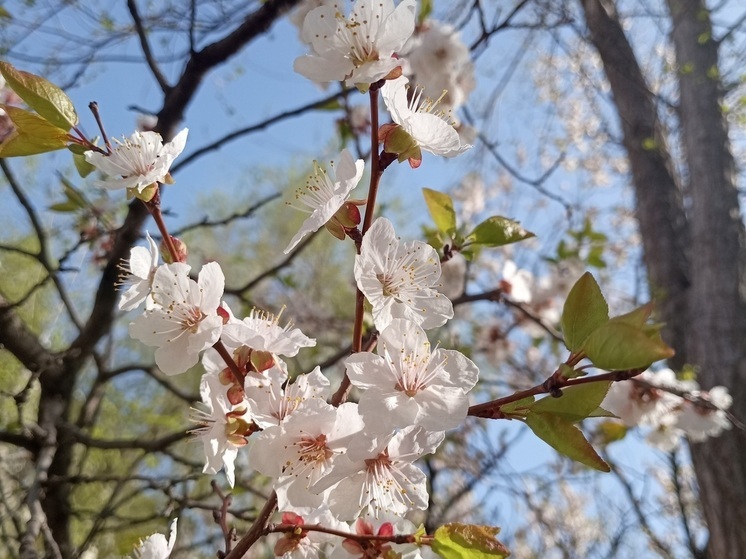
xmin=0 ymin=61 xmax=78 ymax=130
xmin=560 ymin=273 xmax=674 ymax=371
xmin=422 ymin=187 xmax=457 ymax=236
xmin=525 ymin=412 xmax=610 ymax=472
xmin=464 ymin=216 xmax=534 ymax=248
xmin=432 ymin=523 xmax=510 ymax=559
xmin=583 ymin=321 xmax=675 ymax=370
xmin=560 ymin=271 xmax=608 ymax=352
xmin=549 ymin=217 xmax=608 ymax=269
xmin=530 ymin=382 xmax=612 ymax=421
xmin=499 ymin=383 xmax=613 ymax=471
xmin=0 ymin=105 xmax=69 ymax=156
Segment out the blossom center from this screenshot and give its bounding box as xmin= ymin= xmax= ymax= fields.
xmin=296 ymin=434 xmax=333 ymax=465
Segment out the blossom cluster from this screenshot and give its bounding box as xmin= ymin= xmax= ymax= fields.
xmin=601 ymin=368 xmax=732 ymax=451
xmin=116 ymin=211 xmax=477 ymax=527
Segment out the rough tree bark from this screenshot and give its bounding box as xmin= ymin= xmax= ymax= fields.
xmin=580 ymin=0 xmax=746 ymax=557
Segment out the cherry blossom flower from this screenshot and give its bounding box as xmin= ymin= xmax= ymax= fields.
xmin=312 ymin=425 xmax=444 ymax=520
xmin=118 ymin=232 xmax=159 ymax=311
xmin=85 ymin=128 xmax=188 ymax=193
xmin=499 ymin=260 xmax=533 ymax=304
xmin=129 ymin=262 xmax=225 ymax=375
xmin=674 ymin=386 xmax=732 ymax=442
xmin=246 ymin=366 xmax=330 ymax=429
xmin=354 ymin=217 xmax=453 ymax=330
xmin=403 ymin=20 xmax=475 ymax=114
xmin=130 ymin=518 xmax=178 ymax=559
xmin=380 ymin=76 xmax=470 ymax=167
xmin=251 ymin=400 xmax=364 ymax=511
xmin=222 ymin=307 xmax=316 ymax=358
xmin=294 ymin=0 xmax=416 ymax=88
xmin=602 ymin=369 xmax=692 ymax=429
xmin=285 ymin=149 xmax=365 ymax=254
xmin=346 ymin=319 xmax=479 ymax=432
xmin=190 ymin=372 xmax=252 ymax=487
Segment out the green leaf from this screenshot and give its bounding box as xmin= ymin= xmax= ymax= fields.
xmin=0 ymin=61 xmax=78 ymax=130
xmin=561 ymin=272 xmax=609 ymax=352
xmin=0 ymin=105 xmax=69 ymax=156
xmin=609 ymin=302 xmax=654 ymax=328
xmin=432 ymin=523 xmax=510 ymax=559
xmin=465 ymin=216 xmax=534 ymax=247
xmin=583 ymin=321 xmax=675 ymax=370
xmin=499 ymin=395 xmax=535 ymax=418
xmin=525 ymin=412 xmax=610 ymax=472
xmin=422 ymin=188 xmax=457 ymax=236
xmin=72 ymin=151 xmax=95 ymax=177
xmin=531 ymin=381 xmax=613 ymax=421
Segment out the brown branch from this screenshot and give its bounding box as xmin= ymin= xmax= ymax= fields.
xmin=265 ymin=523 xmax=422 ymax=545
xmin=126 ymin=0 xmax=171 ymax=93
xmin=468 ymin=367 xmax=645 ymax=419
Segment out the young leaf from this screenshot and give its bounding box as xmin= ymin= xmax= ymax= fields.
xmin=525 ymin=412 xmax=610 ymax=472
xmin=422 ymin=188 xmax=457 ymax=235
xmin=0 ymin=105 xmax=69 ymax=156
xmin=72 ymin=151 xmax=95 ymax=177
xmin=583 ymin=321 xmax=675 ymax=370
xmin=432 ymin=523 xmax=510 ymax=559
xmin=0 ymin=61 xmax=78 ymax=130
xmin=561 ymin=272 xmax=609 ymax=351
xmin=530 ymin=381 xmax=613 ymax=421
xmin=499 ymin=395 xmax=536 ymax=418
xmin=465 ymin=216 xmax=534 ymax=247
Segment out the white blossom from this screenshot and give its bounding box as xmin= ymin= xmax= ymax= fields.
xmin=129 ymin=262 xmax=225 ymax=375
xmin=246 ymin=366 xmax=330 ymax=429
xmin=284 ymin=149 xmax=364 ymax=254
xmin=355 ymin=217 xmax=453 ymax=330
xmin=251 ymin=400 xmax=364 ymax=511
xmin=403 ymin=20 xmax=475 ymax=114
xmin=381 ymin=76 xmax=470 ymax=166
xmin=85 ymin=128 xmax=187 ymax=193
xmin=191 ymin=372 xmax=251 ymax=487
xmin=118 ymin=232 xmax=159 ymax=311
xmin=294 ymin=0 xmax=416 ymax=87
xmin=130 ymin=518 xmax=178 ymax=559
xmin=312 ymin=425 xmax=444 ymax=519
xmin=346 ymin=319 xmax=478 ymax=432
xmin=222 ymin=307 xmax=316 ymax=358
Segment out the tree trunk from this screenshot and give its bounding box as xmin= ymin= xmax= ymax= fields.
xmin=665 ymin=1 xmax=746 ymax=557
xmin=581 ymin=0 xmax=746 ymax=556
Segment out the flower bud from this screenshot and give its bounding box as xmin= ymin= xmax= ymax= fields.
xmin=250 ymin=350 xmax=275 ymax=373
xmin=333 ymin=201 xmax=361 ymax=229
xmin=160 ymin=235 xmax=188 ymax=264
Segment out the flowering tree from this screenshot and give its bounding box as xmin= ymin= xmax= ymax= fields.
xmin=0 ymin=1 xmax=743 ymax=559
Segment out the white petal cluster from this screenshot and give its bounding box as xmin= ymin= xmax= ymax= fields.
xmin=294 ymin=0 xmax=416 ymax=87
xmin=354 ymin=217 xmax=453 ymax=331
xmin=402 ymin=20 xmax=475 ymax=115
xmin=85 ymin=128 xmax=187 ymax=193
xmin=381 ymin=76 xmax=471 ymax=161
xmin=129 ymin=262 xmax=225 ymax=375
xmin=130 ymin=518 xmax=177 ymax=559
xmin=284 ymin=149 xmax=365 ymax=254
xmin=602 ymin=368 xmax=733 ymax=450
xmin=118 ymin=232 xmax=160 ymax=311
xmin=346 ymin=319 xmax=478 ymax=432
